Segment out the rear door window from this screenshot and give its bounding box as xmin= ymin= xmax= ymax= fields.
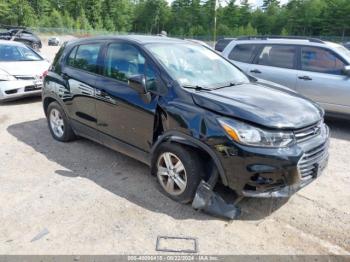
xmin=257 ymin=45 xmax=296 ymax=69
xmin=228 ymin=44 xmax=258 ymax=63
xmin=68 ymin=43 xmax=102 ymax=73
xmin=301 ymin=46 xmax=346 ymax=75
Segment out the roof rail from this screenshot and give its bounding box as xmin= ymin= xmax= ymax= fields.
xmin=236 ymin=35 xmax=324 ymax=44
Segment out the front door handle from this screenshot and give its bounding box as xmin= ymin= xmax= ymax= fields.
xmin=298 ymin=75 xmax=312 ymax=81
xmin=250 ymin=69 xmax=261 ymax=74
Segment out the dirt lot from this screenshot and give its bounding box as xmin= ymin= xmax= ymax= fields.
xmin=0 ymin=42 xmax=349 ymax=255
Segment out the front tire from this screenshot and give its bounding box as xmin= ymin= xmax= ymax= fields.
xmin=47 ymin=102 xmax=76 ymax=142
xmin=154 ymin=143 xmax=203 ymax=203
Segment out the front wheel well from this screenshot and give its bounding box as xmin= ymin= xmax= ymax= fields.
xmin=43 ymin=97 xmax=57 ymax=116
xmin=151 ymin=140 xmax=223 ymax=185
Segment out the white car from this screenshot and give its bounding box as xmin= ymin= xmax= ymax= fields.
xmin=0 ymin=40 xmax=50 ymax=101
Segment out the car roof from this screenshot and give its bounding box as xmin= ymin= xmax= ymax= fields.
xmin=222 ymin=37 xmax=350 ymax=63
xmin=224 ymin=37 xmax=345 ymax=47
xmin=223 ymin=38 xmax=349 ymax=53
xmin=67 ymin=35 xmax=188 ymax=46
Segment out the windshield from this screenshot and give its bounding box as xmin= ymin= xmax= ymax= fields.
xmin=146 ymin=43 xmax=249 ymax=88
xmin=0 ymin=44 xmax=43 ymax=61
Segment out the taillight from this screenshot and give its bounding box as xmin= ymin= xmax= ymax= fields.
xmin=41 ymin=70 xmax=48 ymax=79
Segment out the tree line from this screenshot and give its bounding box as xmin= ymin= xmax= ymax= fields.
xmin=0 ymin=0 xmax=349 ymax=39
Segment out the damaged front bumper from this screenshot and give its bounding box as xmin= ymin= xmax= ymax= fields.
xmin=242 ymin=158 xmax=328 ymax=197
xmin=214 ymin=123 xmax=330 ymax=198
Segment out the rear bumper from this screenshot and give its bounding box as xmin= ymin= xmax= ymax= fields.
xmin=214 ymin=125 xmax=330 ymax=197
xmin=0 ymin=80 xmax=42 ymax=101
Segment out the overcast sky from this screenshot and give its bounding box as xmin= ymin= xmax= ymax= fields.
xmin=248 ymin=0 xmax=289 ymax=8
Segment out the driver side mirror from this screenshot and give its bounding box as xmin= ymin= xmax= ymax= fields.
xmin=343 ymin=65 xmax=350 ymax=77
xmin=128 ymin=74 xmax=152 ymax=103
xmin=128 ymin=75 xmax=147 ymax=94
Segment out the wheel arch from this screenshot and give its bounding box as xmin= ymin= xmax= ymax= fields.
xmin=150 ymin=131 xmax=228 ymax=186
xmin=43 ymin=96 xmax=57 ymax=116
xmin=43 ymin=95 xmax=68 ymax=117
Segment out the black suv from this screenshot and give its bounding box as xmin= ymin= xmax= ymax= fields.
xmin=43 ymin=36 xmax=329 ymax=204
xmin=0 ymin=26 xmax=42 ymax=50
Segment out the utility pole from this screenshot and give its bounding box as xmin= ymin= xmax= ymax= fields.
xmin=213 ymin=0 xmax=218 ymax=44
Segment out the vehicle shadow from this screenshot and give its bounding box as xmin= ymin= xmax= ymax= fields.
xmin=0 ymin=96 xmax=41 ymax=106
xmin=7 ymin=118 xmax=288 ymax=221
xmin=325 ymin=117 xmax=350 ymax=141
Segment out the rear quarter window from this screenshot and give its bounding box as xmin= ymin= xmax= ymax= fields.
xmin=215 ymin=39 xmax=232 ymax=52
xmin=228 ymin=44 xmax=258 ymax=63
xmin=50 ymin=42 xmax=66 ymax=73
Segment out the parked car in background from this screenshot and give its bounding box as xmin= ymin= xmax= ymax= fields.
xmin=0 ymin=26 xmax=42 ymax=50
xmin=0 ymin=40 xmax=49 ymax=101
xmin=222 ymin=36 xmax=350 ymax=118
xmin=48 ymin=37 xmax=60 ymax=46
xmin=344 ymin=42 xmax=350 ymax=50
xmin=215 ymin=38 xmax=236 ymax=52
xmin=43 ymin=36 xmax=328 ymax=203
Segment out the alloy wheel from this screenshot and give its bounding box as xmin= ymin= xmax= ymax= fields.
xmin=49 ymin=108 xmax=65 ymax=138
xmin=157 ymin=152 xmax=187 ymax=196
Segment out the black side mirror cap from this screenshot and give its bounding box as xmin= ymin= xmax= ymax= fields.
xmin=128 ymin=75 xmax=146 ymax=94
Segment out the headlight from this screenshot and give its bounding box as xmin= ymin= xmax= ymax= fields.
xmin=0 ymin=69 xmax=15 ymax=81
xmin=218 ymin=118 xmax=295 ymax=147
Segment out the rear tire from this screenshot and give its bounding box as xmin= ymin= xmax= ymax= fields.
xmin=154 ymin=143 xmax=203 ymax=203
xmin=47 ymin=102 xmax=76 ymax=142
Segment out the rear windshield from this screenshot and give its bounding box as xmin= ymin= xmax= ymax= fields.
xmin=0 ymin=44 xmax=43 ymax=61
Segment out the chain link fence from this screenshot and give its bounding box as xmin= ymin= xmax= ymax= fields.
xmin=31 ymin=27 xmax=350 ymax=44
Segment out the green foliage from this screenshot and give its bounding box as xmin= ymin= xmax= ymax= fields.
xmin=0 ymin=0 xmax=348 ymax=38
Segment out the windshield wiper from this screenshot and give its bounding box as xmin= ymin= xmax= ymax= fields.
xmin=213 ymin=81 xmax=246 ymax=90
xmin=182 ymin=85 xmax=212 ymax=91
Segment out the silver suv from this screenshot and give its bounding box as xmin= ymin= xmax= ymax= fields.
xmin=222 ymin=36 xmax=350 ymax=118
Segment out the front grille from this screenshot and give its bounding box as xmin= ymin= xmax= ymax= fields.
xmin=294 ymin=121 xmax=323 ymax=143
xmin=24 ymin=85 xmax=42 ymax=92
xmin=298 ymin=142 xmax=329 ymax=180
xmin=15 ymin=76 xmax=35 ymax=80
xmin=5 ymin=89 xmax=18 ymax=94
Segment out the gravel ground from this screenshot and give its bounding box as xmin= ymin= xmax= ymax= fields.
xmin=0 ymin=42 xmax=349 ymax=255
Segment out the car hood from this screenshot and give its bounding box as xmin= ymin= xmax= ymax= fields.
xmin=0 ymin=60 xmax=50 ymax=77
xmin=191 ymin=82 xmax=323 ymax=129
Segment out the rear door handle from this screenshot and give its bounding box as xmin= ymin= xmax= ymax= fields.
xmin=298 ymin=76 xmax=312 ymax=81
xmin=250 ymin=69 xmax=261 ymax=74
